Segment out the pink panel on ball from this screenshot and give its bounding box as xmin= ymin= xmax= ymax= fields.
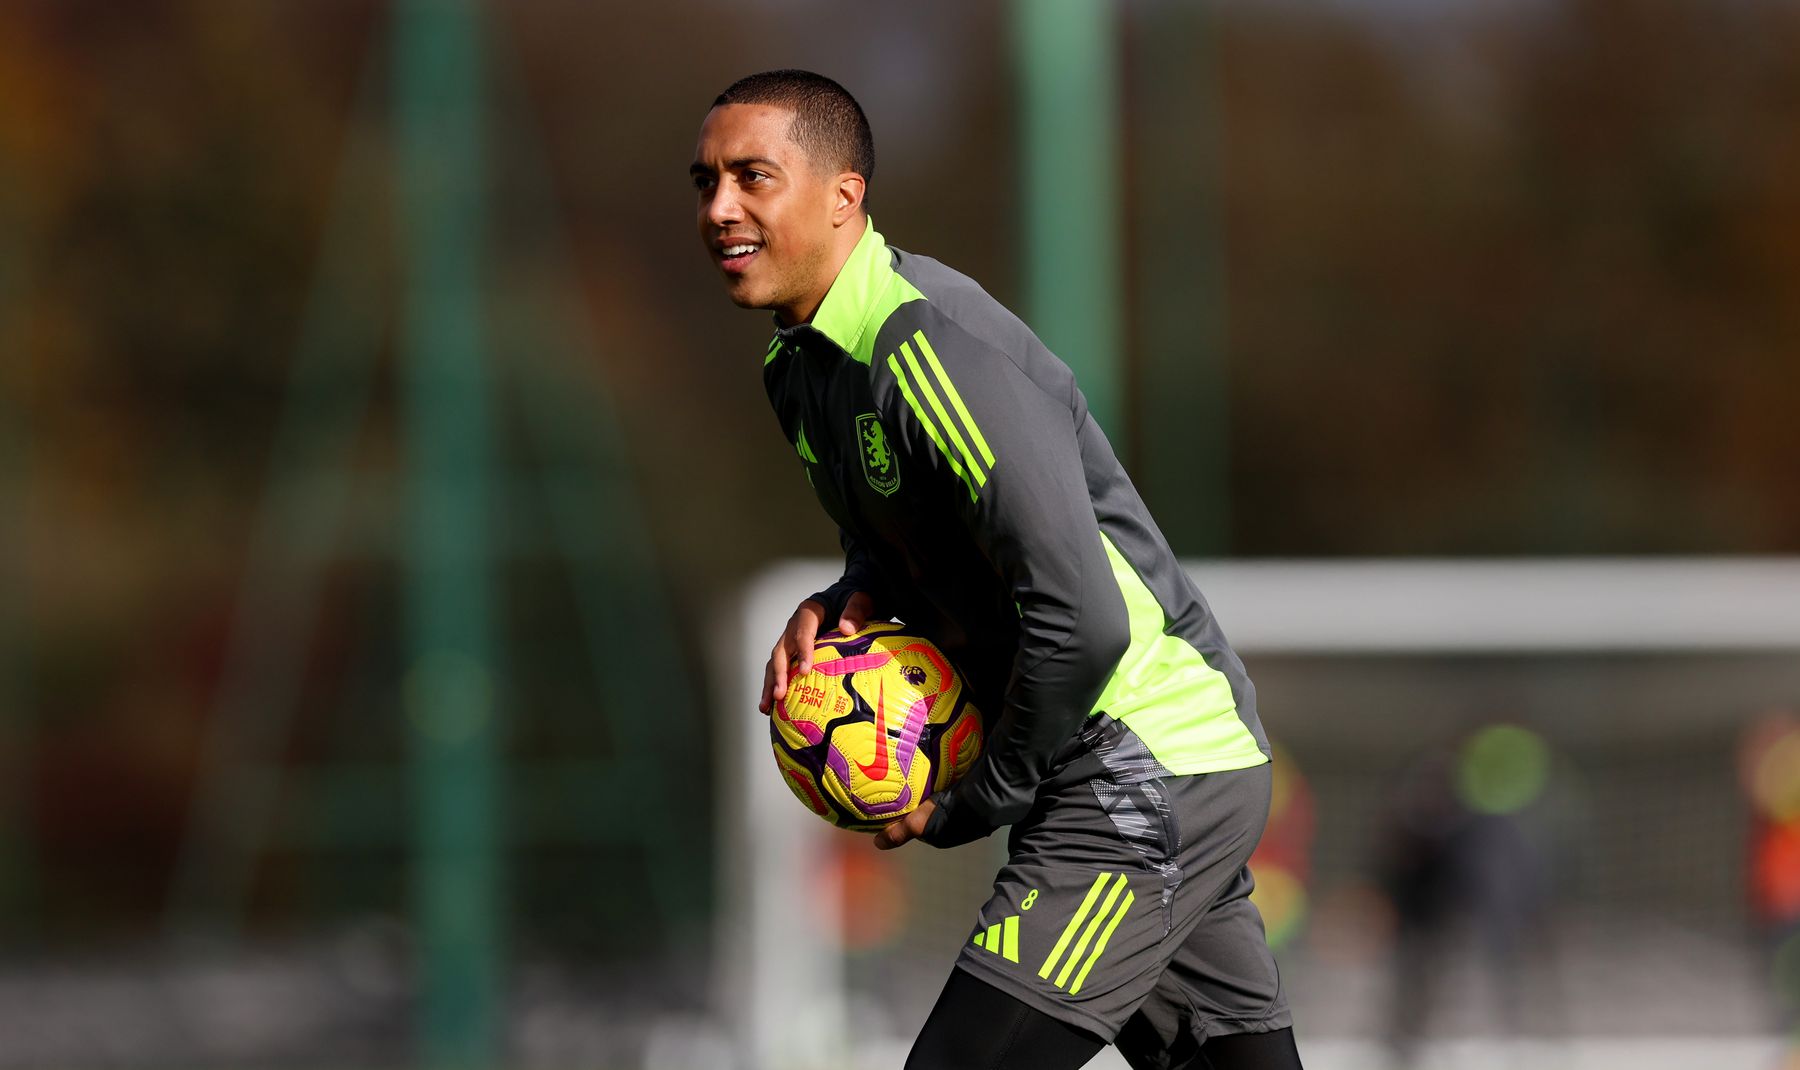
xmin=813 ymin=651 xmax=893 ymax=677
xmin=773 ymin=700 xmax=826 ymax=745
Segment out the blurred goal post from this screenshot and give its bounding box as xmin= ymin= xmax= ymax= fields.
xmin=714 ymin=557 xmax=1800 ymax=1070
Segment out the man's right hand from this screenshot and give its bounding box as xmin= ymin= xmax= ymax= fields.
xmin=759 ymin=591 xmax=875 ymax=715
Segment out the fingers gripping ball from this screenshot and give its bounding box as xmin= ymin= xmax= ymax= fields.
xmin=770 ymin=622 xmax=985 ymax=832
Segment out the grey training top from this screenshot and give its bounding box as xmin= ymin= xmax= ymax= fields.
xmin=762 ymin=218 xmax=1270 ymax=848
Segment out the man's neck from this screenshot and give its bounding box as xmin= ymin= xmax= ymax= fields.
xmin=776 ymin=214 xmax=867 ymax=328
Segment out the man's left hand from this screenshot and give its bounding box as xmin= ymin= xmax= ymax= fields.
xmin=874 ymin=799 xmax=935 ymax=850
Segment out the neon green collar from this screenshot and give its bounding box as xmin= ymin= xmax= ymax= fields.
xmin=803 ymin=216 xmax=889 ymax=360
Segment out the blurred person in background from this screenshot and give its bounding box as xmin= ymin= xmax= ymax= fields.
xmin=691 ymin=70 xmax=1302 ymax=1070
xmin=1740 ymin=712 xmax=1800 ymax=1060
xmin=1244 ymin=744 xmax=1315 ymax=953
xmin=1376 ymin=725 xmax=1558 ymax=1066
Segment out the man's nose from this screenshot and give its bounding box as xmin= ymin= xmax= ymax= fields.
xmin=707 ymin=184 xmax=742 ymax=228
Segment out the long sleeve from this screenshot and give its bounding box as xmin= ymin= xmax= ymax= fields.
xmin=808 ymin=526 xmax=891 ymax=630
xmin=876 ymin=320 xmax=1130 ymax=848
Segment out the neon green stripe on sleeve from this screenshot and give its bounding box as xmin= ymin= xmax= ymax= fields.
xmin=887 ymin=354 xmax=979 ymax=502
xmin=913 ymin=331 xmax=996 ymax=469
xmin=900 ymin=341 xmax=987 ymax=488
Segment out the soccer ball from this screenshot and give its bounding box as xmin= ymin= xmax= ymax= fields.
xmin=770 ymin=622 xmax=985 ymax=832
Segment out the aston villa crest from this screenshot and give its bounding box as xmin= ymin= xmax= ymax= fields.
xmin=856 ymin=412 xmax=901 ymax=497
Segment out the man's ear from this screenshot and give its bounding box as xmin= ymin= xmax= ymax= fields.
xmin=831 ymin=172 xmax=866 ymax=226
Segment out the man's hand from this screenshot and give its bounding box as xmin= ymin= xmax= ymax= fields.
xmin=874 ymin=798 xmax=935 ymax=850
xmin=759 ymin=592 xmax=875 ymax=715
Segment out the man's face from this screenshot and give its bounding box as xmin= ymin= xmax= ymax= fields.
xmin=692 ymin=103 xmax=840 ymax=324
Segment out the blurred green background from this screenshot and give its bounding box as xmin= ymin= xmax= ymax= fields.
xmin=2 ymin=0 xmax=1798 ymax=1066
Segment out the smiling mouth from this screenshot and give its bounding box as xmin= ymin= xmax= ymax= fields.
xmin=718 ymin=241 xmax=761 ymax=274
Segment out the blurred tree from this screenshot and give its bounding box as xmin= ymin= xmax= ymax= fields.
xmin=1221 ymin=0 xmax=1800 ymax=555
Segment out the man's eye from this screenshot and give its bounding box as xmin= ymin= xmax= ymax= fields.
xmin=693 ymin=173 xmax=715 ymax=191
xmin=743 ymin=170 xmax=766 ymax=184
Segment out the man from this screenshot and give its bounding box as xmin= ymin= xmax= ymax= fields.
xmin=692 ymin=69 xmax=1303 ymax=1070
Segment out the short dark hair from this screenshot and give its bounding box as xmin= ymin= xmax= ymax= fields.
xmin=713 ymin=69 xmax=875 ymax=190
